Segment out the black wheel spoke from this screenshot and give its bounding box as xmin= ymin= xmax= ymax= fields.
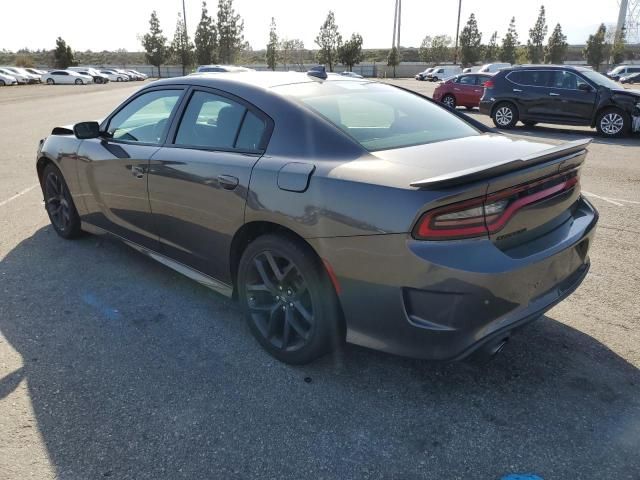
xmin=254 ymin=257 xmax=278 ymax=293
xmin=281 ymin=310 xmax=291 ymax=349
xmin=246 ymin=283 xmax=271 ymax=293
xmin=264 ymin=251 xmax=285 ymax=281
xmin=46 ymin=175 xmax=58 ymax=195
xmin=266 ymin=305 xmax=280 ymax=339
xmin=293 ymin=300 xmax=312 ymax=324
xmin=288 ymin=309 xmax=309 ymax=340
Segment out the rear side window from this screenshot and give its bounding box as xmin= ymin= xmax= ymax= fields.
xmin=277 ymin=81 xmax=480 ymax=151
xmin=457 ymin=75 xmax=477 ymax=85
xmin=507 ymin=70 xmax=553 ymax=87
xmin=174 ymin=91 xmax=266 ymax=151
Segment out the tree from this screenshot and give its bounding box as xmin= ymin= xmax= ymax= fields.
xmin=584 ymin=23 xmax=607 ymax=70
xmin=217 ymin=0 xmax=245 ymax=64
xmin=15 ymin=53 xmax=34 ymax=68
xmin=419 ymin=36 xmax=433 ymax=63
xmin=194 ymin=1 xmax=217 ymax=66
xmin=527 ymin=5 xmax=548 ymax=63
xmin=544 ymin=23 xmax=568 ymax=64
xmin=611 ymin=27 xmax=626 ymax=65
xmin=459 ymin=13 xmax=482 ymax=66
xmin=484 ymin=31 xmax=499 ymax=62
xmin=315 ymin=11 xmax=342 ymax=72
xmin=53 ymin=37 xmax=75 ymax=69
xmin=500 ymin=17 xmax=519 ymax=64
xmin=387 ymin=46 xmax=400 ymax=77
xmin=266 ymin=17 xmax=278 ymax=70
xmin=279 ymin=38 xmax=304 ymax=71
xmin=169 ymin=12 xmax=194 ymax=75
xmin=338 ymin=33 xmax=363 ymax=71
xmin=141 ymin=11 xmax=167 ymax=77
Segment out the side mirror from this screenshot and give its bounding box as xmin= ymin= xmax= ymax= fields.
xmin=578 ymin=83 xmax=593 ymax=93
xmin=73 ymin=121 xmax=101 ymax=139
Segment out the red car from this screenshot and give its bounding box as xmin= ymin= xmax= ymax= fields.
xmin=433 ymin=73 xmax=494 ymax=110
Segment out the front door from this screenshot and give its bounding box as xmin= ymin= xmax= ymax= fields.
xmin=547 ymin=70 xmax=597 ymax=123
xmin=147 ymin=88 xmax=270 ymax=282
xmin=76 ymin=88 xmax=185 ymax=249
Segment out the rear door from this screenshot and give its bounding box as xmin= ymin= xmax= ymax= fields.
xmin=453 ymin=75 xmax=477 ymax=105
xmin=506 ymin=70 xmax=555 ymax=118
xmin=147 ymin=87 xmax=271 ymax=282
xmin=76 ymin=87 xmax=185 ymax=249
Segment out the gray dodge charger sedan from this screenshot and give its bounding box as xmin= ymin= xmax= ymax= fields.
xmin=36 ymin=69 xmax=598 ymax=364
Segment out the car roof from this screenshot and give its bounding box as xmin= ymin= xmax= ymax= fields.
xmin=153 ymin=71 xmax=368 ymax=91
xmin=508 ymin=64 xmax=591 ymax=72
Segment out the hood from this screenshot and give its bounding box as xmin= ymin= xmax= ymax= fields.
xmin=611 ymin=87 xmax=640 ymax=99
xmin=328 ymin=134 xmax=557 ymax=189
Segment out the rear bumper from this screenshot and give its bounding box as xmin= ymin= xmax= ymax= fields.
xmin=310 ymin=197 xmax=598 ymax=361
xmin=479 ymin=99 xmax=494 ymax=116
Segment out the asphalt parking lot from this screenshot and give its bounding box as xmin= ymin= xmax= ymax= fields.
xmin=0 ymin=79 xmax=639 ymax=479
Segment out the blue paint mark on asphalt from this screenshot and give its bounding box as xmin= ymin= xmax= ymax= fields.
xmin=501 ymin=475 xmax=544 ymax=480
xmin=81 ymin=293 xmax=122 ymax=321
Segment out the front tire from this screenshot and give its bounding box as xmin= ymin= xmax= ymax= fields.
xmin=596 ymin=108 xmax=630 ymax=138
xmin=237 ymin=234 xmax=342 ymax=364
xmin=46 ymin=78 xmax=54 ymax=85
xmin=42 ymin=164 xmax=82 ymax=239
xmin=442 ymin=94 xmax=456 ymax=109
xmin=75 ymin=78 xmax=83 ymax=85
xmin=492 ymin=102 xmax=519 ymax=129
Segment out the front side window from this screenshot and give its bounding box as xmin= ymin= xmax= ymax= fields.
xmin=277 ymin=81 xmax=480 ymax=151
xmin=107 ymin=89 xmax=182 ymax=144
xmin=549 ymin=71 xmax=590 ymax=90
xmin=174 ymin=91 xmax=265 ymax=150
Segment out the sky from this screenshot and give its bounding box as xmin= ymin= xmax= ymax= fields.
xmin=0 ymin=0 xmax=628 ymax=52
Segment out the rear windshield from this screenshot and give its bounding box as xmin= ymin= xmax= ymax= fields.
xmin=275 ymin=81 xmax=480 ymax=151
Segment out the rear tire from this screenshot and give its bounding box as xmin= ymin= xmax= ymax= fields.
xmin=0 ymin=80 xmax=5 ymax=86
xmin=596 ymin=108 xmax=630 ymax=138
xmin=42 ymin=163 xmax=82 ymax=239
xmin=492 ymin=102 xmax=519 ymax=129
xmin=442 ymin=94 xmax=456 ymax=109
xmin=237 ymin=234 xmax=342 ymax=364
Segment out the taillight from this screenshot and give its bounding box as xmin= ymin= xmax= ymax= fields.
xmin=413 ymin=171 xmax=579 ymax=241
xmin=483 ymin=79 xmax=495 ymax=88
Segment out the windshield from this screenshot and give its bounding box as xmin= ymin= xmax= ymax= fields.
xmin=276 ymin=81 xmax=480 ymax=151
xmin=581 ymin=70 xmax=621 ymax=89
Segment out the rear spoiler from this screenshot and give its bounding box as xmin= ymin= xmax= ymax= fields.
xmin=410 ymin=138 xmax=592 ymax=189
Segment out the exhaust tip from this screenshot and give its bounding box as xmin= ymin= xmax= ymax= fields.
xmin=469 ymin=337 xmax=510 ymax=364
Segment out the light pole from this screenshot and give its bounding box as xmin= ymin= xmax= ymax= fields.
xmin=453 ymin=0 xmax=462 ymax=65
xmin=182 ymin=0 xmax=188 ymax=75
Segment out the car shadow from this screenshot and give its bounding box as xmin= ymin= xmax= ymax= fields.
xmin=1 ymin=227 xmax=639 ymax=479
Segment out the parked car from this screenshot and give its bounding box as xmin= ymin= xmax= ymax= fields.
xmin=0 ymin=67 xmax=29 ymax=84
xmin=606 ymin=65 xmax=640 ymax=81
xmin=42 ymin=70 xmax=93 ymax=85
xmin=425 ymin=65 xmax=462 ymax=81
xmin=69 ymin=67 xmax=109 ymax=84
xmin=99 ymin=69 xmax=129 ymax=82
xmin=196 ymin=65 xmax=254 ymax=73
xmin=462 ymin=66 xmax=481 ymax=73
xmin=415 ymin=68 xmax=434 ymax=81
xmin=480 ymin=65 xmax=640 ymax=137
xmin=340 ymin=71 xmax=363 ymax=78
xmin=620 ymin=72 xmax=640 ymax=84
xmin=0 ymin=71 xmax=18 ymax=86
xmin=433 ymin=73 xmax=494 ymax=110
xmin=0 ymin=66 xmax=40 ymax=83
xmin=125 ymin=69 xmax=148 ymax=80
xmin=35 ymin=69 xmax=598 ymax=364
xmin=24 ymin=68 xmax=48 ymax=77
xmin=478 ymin=63 xmax=511 ymax=73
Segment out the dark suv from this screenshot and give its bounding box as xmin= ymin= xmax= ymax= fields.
xmin=479 ymin=65 xmax=640 ymax=138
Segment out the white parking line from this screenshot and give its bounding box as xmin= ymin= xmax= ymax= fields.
xmin=0 ymin=184 xmax=39 ymax=208
xmin=583 ymin=191 xmax=626 ymax=207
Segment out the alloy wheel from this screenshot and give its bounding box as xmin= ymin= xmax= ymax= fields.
xmin=600 ymin=113 xmax=624 ymax=135
xmin=44 ymin=171 xmax=71 ymax=232
xmin=46 ymin=78 xmax=54 ymax=85
xmin=495 ymin=106 xmax=514 ymax=126
xmin=244 ymin=251 xmax=314 ymax=352
xmin=442 ymin=95 xmax=456 ymax=109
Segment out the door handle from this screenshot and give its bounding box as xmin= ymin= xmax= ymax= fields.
xmin=131 ymin=166 xmax=145 ymax=178
xmin=453 ymin=88 xmax=460 ymax=91
xmin=217 ymin=174 xmax=239 ymax=190
xmin=513 ymin=88 xmax=523 ymax=92
xmin=549 ymin=92 xmax=560 ymax=96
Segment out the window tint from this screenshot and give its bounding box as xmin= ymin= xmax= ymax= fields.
xmin=107 ymin=89 xmax=182 ymax=143
xmin=549 ymin=71 xmax=590 ymax=90
xmin=175 ymin=91 xmax=246 ymax=149
xmin=277 ymin=81 xmax=480 ymax=151
xmin=508 ymin=70 xmax=553 ymax=87
xmin=457 ymin=75 xmax=476 ymax=85
xmin=235 ymin=111 xmax=267 ymax=150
